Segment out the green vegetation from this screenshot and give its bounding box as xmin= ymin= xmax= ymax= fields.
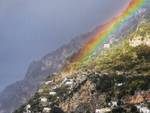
xmin=85 ymin=22 xmax=150 ymax=76
xmin=13 ymin=12 xmax=150 ymax=113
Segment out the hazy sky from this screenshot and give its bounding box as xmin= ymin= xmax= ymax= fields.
xmin=0 ymin=0 xmax=129 ymax=91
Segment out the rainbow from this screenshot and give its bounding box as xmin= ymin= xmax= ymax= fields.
xmin=64 ymin=0 xmax=148 ymax=72
xmin=64 ymin=0 xmax=150 ymax=73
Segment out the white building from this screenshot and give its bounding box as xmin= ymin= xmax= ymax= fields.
xmin=45 ymin=81 xmax=52 ymax=85
xmin=38 ymin=89 xmax=44 ymax=93
xmin=80 ymin=75 xmax=87 ymax=83
xmin=40 ymin=97 xmax=48 ymax=106
xmin=25 ymin=104 xmax=31 ymax=113
xmin=49 ymin=91 xmax=57 ymax=96
xmin=95 ymin=108 xmax=112 ymax=113
xmin=26 ymin=104 xmax=31 ymax=109
xmin=65 ymin=80 xmax=73 ymax=86
xmin=43 ymin=107 xmax=51 ymax=113
xmin=40 ymin=97 xmax=47 ymax=102
xmin=103 ymin=43 xmax=110 ymax=49
xmin=116 ymin=83 xmax=124 ymax=87
xmin=52 ymin=85 xmax=59 ymax=90
xmin=110 ymin=101 xmax=118 ymax=108
xmin=95 ymin=109 xmax=101 ymax=113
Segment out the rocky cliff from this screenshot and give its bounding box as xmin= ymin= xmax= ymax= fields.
xmin=13 ymin=7 xmax=150 ymax=113
xmin=0 ymin=27 xmax=99 ymax=113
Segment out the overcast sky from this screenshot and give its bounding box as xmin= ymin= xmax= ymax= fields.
xmin=0 ymin=0 xmax=130 ymax=91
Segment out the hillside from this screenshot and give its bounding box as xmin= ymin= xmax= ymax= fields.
xmin=1 ymin=5 xmax=144 ymax=112
xmin=13 ymin=11 xmax=150 ymax=113
xmin=0 ymin=26 xmax=97 ymax=113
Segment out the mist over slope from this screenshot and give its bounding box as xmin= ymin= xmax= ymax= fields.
xmin=0 ymin=1 xmax=150 ymax=113
xmin=0 ymin=27 xmax=99 ymax=113
xmin=13 ymin=3 xmax=150 ymax=113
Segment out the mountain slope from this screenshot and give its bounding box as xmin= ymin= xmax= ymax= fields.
xmin=13 ymin=8 xmax=150 ymax=113
xmin=0 ymin=28 xmax=99 ymax=113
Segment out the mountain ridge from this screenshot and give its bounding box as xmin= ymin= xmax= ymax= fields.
xmin=14 ymin=15 xmax=150 ymax=113
xmin=1 ymin=3 xmax=150 ymax=113
xmin=13 ymin=4 xmax=150 ymax=113
xmin=0 ymin=25 xmax=100 ymax=113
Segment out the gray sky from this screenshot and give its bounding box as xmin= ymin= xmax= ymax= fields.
xmin=0 ymin=0 xmax=129 ymax=91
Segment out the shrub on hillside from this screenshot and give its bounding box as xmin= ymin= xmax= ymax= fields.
xmin=135 ymin=45 xmax=150 ymax=61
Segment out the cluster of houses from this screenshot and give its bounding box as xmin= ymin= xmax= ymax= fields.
xmin=24 ymin=104 xmax=31 ymax=113
xmin=95 ymin=79 xmax=150 ymax=113
xmin=23 ymin=70 xmax=150 ymax=113
xmin=95 ymin=102 xmax=118 ymax=113
xmin=23 ymin=96 xmax=51 ymax=113
xmin=136 ymin=104 xmax=150 ymax=113
xmin=95 ymin=97 xmax=150 ymax=113
xmin=129 ymin=36 xmax=150 ymax=47
xmin=23 ymin=71 xmax=89 ymax=113
xmin=128 ymin=91 xmax=150 ymax=113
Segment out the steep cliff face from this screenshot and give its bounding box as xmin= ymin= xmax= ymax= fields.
xmin=0 ymin=28 xmax=97 ymax=113
xmin=13 ymin=8 xmax=150 ymax=113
